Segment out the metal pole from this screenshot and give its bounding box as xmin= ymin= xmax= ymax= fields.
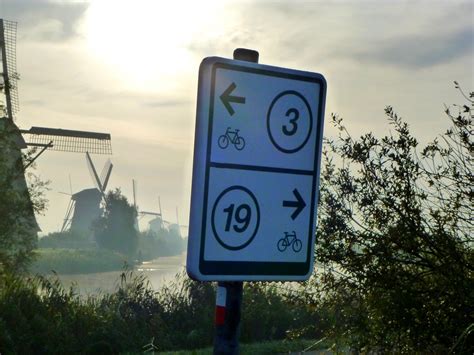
xmin=213 ymin=48 xmax=259 ymax=355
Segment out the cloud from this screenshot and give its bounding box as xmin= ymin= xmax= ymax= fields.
xmin=1 ymin=0 xmax=89 ymax=42
xmin=142 ymin=99 xmax=189 ymax=108
xmin=21 ymin=99 xmax=44 ymax=106
xmin=185 ymin=0 xmax=473 ymax=72
xmin=346 ymin=27 xmax=473 ymax=69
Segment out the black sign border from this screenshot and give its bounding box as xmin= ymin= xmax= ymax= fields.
xmin=199 ymin=61 xmax=326 ymax=277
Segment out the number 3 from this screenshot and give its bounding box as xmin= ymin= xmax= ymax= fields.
xmin=282 ymin=108 xmax=299 ymax=136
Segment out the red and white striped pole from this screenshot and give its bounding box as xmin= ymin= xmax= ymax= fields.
xmin=215 ymin=284 xmax=227 ymax=327
xmin=214 ymin=282 xmax=243 ymax=354
xmin=213 ymin=48 xmax=259 ymax=355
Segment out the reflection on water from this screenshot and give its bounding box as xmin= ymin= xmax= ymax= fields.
xmin=55 ymin=253 xmax=187 ymax=296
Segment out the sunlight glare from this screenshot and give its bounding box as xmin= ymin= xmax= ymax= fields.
xmin=85 ymin=0 xmax=223 ymax=91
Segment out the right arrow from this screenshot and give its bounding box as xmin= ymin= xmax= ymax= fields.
xmin=220 ymin=82 xmax=246 ymax=116
xmin=282 ymin=188 xmax=307 ymax=220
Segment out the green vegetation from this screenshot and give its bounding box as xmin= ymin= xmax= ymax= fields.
xmin=30 ymin=248 xmax=129 ymax=274
xmin=137 ymin=229 xmax=186 ymax=261
xmin=1 ymin=85 xmax=471 ymax=353
xmin=313 ymin=84 xmax=473 ymax=352
xmin=38 ymin=230 xmax=95 ymax=249
xmin=94 ymin=189 xmax=138 ymax=257
xmin=39 ymin=226 xmax=186 ymax=267
xmin=0 ymin=270 xmax=321 ymax=354
xmin=158 ymin=339 xmax=330 ymax=354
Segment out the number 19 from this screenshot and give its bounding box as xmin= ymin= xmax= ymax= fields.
xmin=223 ymin=203 xmax=251 ymax=233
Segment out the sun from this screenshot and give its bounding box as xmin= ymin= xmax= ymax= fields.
xmin=84 ymin=0 xmax=224 ymax=91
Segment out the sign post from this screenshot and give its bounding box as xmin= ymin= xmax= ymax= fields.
xmin=187 ymin=47 xmax=326 ymax=353
xmin=213 ymin=49 xmax=259 ymax=355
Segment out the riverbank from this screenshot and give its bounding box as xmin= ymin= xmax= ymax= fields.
xmin=31 ymin=250 xmax=186 ymax=294
xmin=61 ymin=254 xmax=186 ymax=294
xmin=30 ymin=248 xmax=130 ymax=274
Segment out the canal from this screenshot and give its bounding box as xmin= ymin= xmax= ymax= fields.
xmin=55 ymin=253 xmax=187 ymax=295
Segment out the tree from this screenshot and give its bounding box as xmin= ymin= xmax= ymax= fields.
xmin=94 ymin=189 xmax=138 ymax=257
xmin=0 ymin=118 xmax=48 ymax=273
xmin=313 ymin=83 xmax=473 ymax=352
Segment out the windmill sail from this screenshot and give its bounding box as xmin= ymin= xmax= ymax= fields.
xmin=0 ymin=19 xmax=19 ymax=121
xmin=86 ymin=151 xmax=103 ymax=192
xmin=21 ymin=126 xmax=112 ymax=154
xmin=100 ymin=160 xmax=113 ymax=192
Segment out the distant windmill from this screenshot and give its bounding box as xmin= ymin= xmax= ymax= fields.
xmin=168 ymin=206 xmax=189 ymax=238
xmin=61 ymin=152 xmax=113 ymax=234
xmin=146 ymin=197 xmax=188 ymax=237
xmin=132 ymin=179 xmax=161 ymax=232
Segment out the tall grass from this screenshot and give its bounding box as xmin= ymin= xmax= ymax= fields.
xmin=0 ymin=269 xmax=319 ymax=354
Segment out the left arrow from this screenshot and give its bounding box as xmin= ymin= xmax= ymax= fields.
xmin=220 ymin=82 xmax=246 ymax=116
xmin=282 ymin=188 xmax=307 ymax=220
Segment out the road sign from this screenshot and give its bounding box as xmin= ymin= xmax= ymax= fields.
xmin=187 ymin=56 xmax=327 ymax=281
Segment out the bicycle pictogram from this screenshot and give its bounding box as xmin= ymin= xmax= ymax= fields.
xmin=277 ymin=231 xmax=302 ymax=252
xmin=218 ymin=127 xmax=246 ymax=150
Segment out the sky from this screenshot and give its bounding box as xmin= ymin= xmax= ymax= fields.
xmin=0 ymin=0 xmax=472 ymax=234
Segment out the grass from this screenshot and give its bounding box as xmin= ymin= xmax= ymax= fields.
xmin=0 ymin=269 xmax=329 ymax=354
xmin=156 ymin=339 xmax=331 ymax=354
xmin=30 ymin=248 xmax=130 ymax=274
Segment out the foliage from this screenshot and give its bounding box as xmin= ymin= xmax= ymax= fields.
xmin=30 ymin=248 xmax=129 ymax=274
xmin=156 ymin=271 xmax=216 ymax=350
xmin=38 ymin=230 xmax=93 ymax=249
xmin=94 ymin=188 xmax=138 ymax=257
xmin=137 ymin=229 xmax=186 ymax=261
xmin=0 ymin=270 xmax=161 ymax=354
xmin=0 ymin=118 xmax=49 ymax=273
xmin=158 ymin=338 xmax=330 ymax=354
xmin=241 ymin=282 xmax=321 ymax=343
xmin=0 ymin=269 xmax=323 ymax=353
xmin=314 ymin=84 xmax=473 ymax=352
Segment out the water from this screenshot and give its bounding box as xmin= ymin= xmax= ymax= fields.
xmin=56 ymin=253 xmax=187 ymax=296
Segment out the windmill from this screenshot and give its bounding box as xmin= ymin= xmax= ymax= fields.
xmin=1 ymin=20 xmax=112 ymax=158
xmin=132 ymin=179 xmax=162 ymax=232
xmin=1 ymin=19 xmax=112 ymax=234
xmin=128 ymin=178 xmax=189 ymax=236
xmin=61 ymin=152 xmax=113 ymax=234
xmin=146 ymin=196 xmax=188 ymax=237
xmin=168 ymin=206 xmax=189 ymax=238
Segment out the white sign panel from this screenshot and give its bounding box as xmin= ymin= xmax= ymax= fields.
xmin=187 ymin=57 xmax=327 ymax=281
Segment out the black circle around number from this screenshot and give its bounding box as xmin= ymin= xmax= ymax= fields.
xmin=211 ymin=185 xmax=260 ymax=251
xmin=267 ymin=90 xmax=313 ymax=154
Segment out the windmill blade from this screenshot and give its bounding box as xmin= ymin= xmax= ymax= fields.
xmin=99 ymin=160 xmax=111 ymax=185
xmin=101 ymin=162 xmax=113 ymax=192
xmin=68 ymin=174 xmax=73 ymax=195
xmin=100 ymin=160 xmax=113 ymax=191
xmin=21 ymin=126 xmax=112 ymax=154
xmin=0 ymin=19 xmax=19 ymax=121
xmin=85 ymin=151 xmax=103 ymax=193
xmin=140 ymin=211 xmax=161 ymax=216
xmin=132 ymin=179 xmax=137 ymax=209
xmin=61 ymin=199 xmax=75 ymax=232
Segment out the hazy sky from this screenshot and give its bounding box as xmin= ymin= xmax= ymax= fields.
xmin=0 ymin=0 xmax=472 ymax=234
